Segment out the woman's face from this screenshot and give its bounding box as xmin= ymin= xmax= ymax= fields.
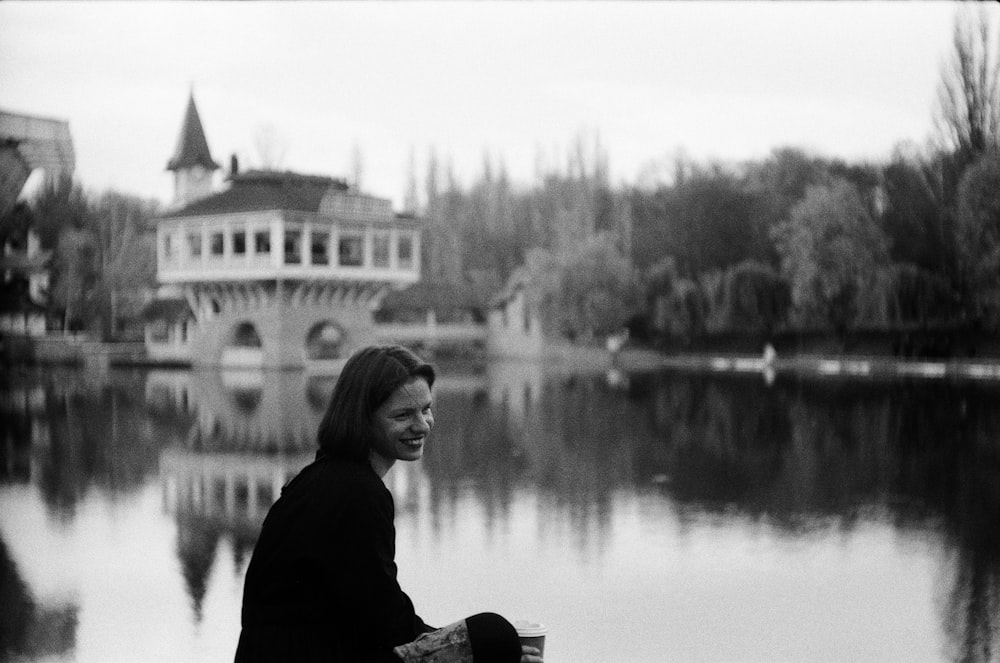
xmin=370 ymin=377 xmax=434 ymax=464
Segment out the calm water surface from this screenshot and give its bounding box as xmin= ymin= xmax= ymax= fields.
xmin=1 ymin=362 xmax=998 ymax=662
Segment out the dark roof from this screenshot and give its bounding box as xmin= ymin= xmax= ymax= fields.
xmin=163 ymin=170 xmax=348 ymax=218
xmin=141 ymin=297 xmax=193 ymax=323
xmin=379 ymin=281 xmax=489 ymax=313
xmin=166 ymin=93 xmax=219 ymax=172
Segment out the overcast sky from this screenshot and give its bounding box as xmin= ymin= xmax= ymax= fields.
xmin=1 ymin=1 xmax=994 ymax=208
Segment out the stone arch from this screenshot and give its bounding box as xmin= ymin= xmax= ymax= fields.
xmin=230 ymin=321 xmax=263 ymax=347
xmin=305 ymin=321 xmax=346 ymax=360
xmin=221 ymin=320 xmax=264 ymax=368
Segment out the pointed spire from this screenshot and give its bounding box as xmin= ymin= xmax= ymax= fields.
xmin=167 ymin=91 xmax=219 ymax=172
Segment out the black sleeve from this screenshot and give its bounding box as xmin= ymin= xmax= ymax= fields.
xmin=331 ymin=480 xmax=429 ymax=647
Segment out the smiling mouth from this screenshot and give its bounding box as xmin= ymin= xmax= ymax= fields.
xmin=401 ymin=437 xmax=424 ymax=448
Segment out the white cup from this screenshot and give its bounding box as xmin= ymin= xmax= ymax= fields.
xmin=514 ymin=620 xmax=547 ymax=656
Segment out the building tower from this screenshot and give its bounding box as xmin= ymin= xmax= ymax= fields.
xmin=166 ymin=92 xmax=219 ymax=208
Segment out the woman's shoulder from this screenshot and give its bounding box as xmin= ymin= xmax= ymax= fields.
xmin=293 ymin=456 xmax=389 ymax=500
xmin=317 ymin=455 xmax=380 ymax=481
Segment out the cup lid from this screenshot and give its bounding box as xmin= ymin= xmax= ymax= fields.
xmin=513 ymin=620 xmax=547 ymax=637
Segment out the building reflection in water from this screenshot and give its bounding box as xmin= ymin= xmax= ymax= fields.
xmin=148 ymin=368 xmax=320 ymax=621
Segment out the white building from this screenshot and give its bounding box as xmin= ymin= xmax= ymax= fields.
xmin=145 ymin=93 xmax=422 ymax=369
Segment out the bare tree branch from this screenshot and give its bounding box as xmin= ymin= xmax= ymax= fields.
xmin=935 ymin=9 xmax=1000 ymax=163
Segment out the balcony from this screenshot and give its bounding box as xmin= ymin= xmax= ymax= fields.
xmin=156 ymin=211 xmax=420 ymax=285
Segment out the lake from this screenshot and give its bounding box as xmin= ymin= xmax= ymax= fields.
xmin=1 ymin=361 xmax=998 ymax=662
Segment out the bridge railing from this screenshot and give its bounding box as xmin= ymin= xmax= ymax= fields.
xmin=373 ymin=321 xmax=486 ymax=344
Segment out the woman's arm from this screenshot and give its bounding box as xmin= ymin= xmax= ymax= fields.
xmin=331 ymin=480 xmax=428 ymax=647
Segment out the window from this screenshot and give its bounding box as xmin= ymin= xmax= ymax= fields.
xmin=210 ymin=231 xmax=224 ymax=257
xmin=233 ymin=229 xmax=246 ymax=256
xmin=397 ymin=235 xmax=414 ymax=270
xmin=284 ymin=229 xmax=302 ymax=265
xmin=163 ymin=234 xmax=173 ymax=260
xmin=339 ymin=234 xmax=364 ymax=267
xmin=372 ymin=234 xmax=390 ymax=268
xmin=312 ymin=231 xmax=329 ymax=265
xmin=254 ymin=230 xmax=270 ymax=255
xmin=187 ymin=232 xmax=202 ymax=258
xmin=149 ymin=320 xmax=169 ymax=343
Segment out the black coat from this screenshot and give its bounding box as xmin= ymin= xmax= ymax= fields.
xmin=235 ymin=456 xmax=430 ymax=662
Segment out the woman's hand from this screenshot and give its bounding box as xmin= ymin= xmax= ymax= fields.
xmin=521 ymin=645 xmax=543 ymax=663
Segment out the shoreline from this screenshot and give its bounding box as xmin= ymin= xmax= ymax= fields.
xmin=615 ymin=347 xmax=1000 ymax=382
xmin=7 ymin=334 xmax=1000 ymax=382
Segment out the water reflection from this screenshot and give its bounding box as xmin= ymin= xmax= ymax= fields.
xmin=635 ymin=374 xmax=1000 ymax=662
xmin=1 ymin=364 xmax=999 ymax=661
xmin=0 ymin=532 xmax=77 ymax=661
xmin=1 ymin=367 xmax=176 ymax=519
xmin=148 ymin=369 xmax=322 ymax=623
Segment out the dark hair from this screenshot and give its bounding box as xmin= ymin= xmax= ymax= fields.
xmin=316 ymin=345 xmax=435 ymax=462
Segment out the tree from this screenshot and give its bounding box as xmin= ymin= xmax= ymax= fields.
xmin=935 ymin=9 xmax=1000 ymax=169
xmin=631 ymin=160 xmax=788 ymax=276
xmin=30 ymin=174 xmax=93 ymax=330
xmin=89 ymin=192 xmax=159 ymax=338
xmin=402 ymin=146 xmax=419 ymax=214
xmin=349 ymin=142 xmax=364 ymax=190
xmin=629 ymin=186 xmax=673 ymax=271
xmin=659 ymin=169 xmax=771 ymax=275
xmin=523 ymin=234 xmax=639 ymax=342
xmin=885 ymin=262 xmax=958 ymax=327
xmin=954 ymin=151 xmax=1000 ymax=324
xmin=31 ymin=173 xmax=89 ymax=249
xmin=559 ymin=233 xmax=640 ymax=340
xmin=717 ymin=260 xmax=791 ymax=335
xmin=880 ymin=148 xmax=949 ymax=275
xmin=0 ymin=200 xmax=34 ymax=250
xmin=741 ymin=148 xmax=834 ymax=251
xmin=28 ymin=175 xmax=159 ymax=337
xmin=772 ymin=179 xmax=891 ymax=337
xmin=640 ymin=256 xmax=707 ymax=342
xmin=0 ymin=202 xmax=39 ymax=327
xmin=744 ymin=147 xmax=831 ymax=212
xmin=51 ymin=227 xmax=97 ymax=332
xmin=252 ymin=124 xmax=288 ymax=170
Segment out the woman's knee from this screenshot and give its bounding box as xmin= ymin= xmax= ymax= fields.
xmin=466 ymin=612 xmax=521 ymax=663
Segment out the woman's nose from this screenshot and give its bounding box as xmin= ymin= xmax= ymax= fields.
xmin=412 ymin=412 xmax=433 ymax=432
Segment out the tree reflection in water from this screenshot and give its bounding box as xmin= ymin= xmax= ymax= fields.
xmin=4 ymin=368 xmax=182 ymax=521
xmin=0 ymin=533 xmax=77 ymax=660
xmin=426 ymin=369 xmax=1000 ymax=661
xmin=1 ymin=365 xmax=999 ymax=661
xmin=634 ymin=373 xmax=1000 ymax=662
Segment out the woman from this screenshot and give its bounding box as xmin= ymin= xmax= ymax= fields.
xmin=235 ymin=345 xmax=543 ymax=663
